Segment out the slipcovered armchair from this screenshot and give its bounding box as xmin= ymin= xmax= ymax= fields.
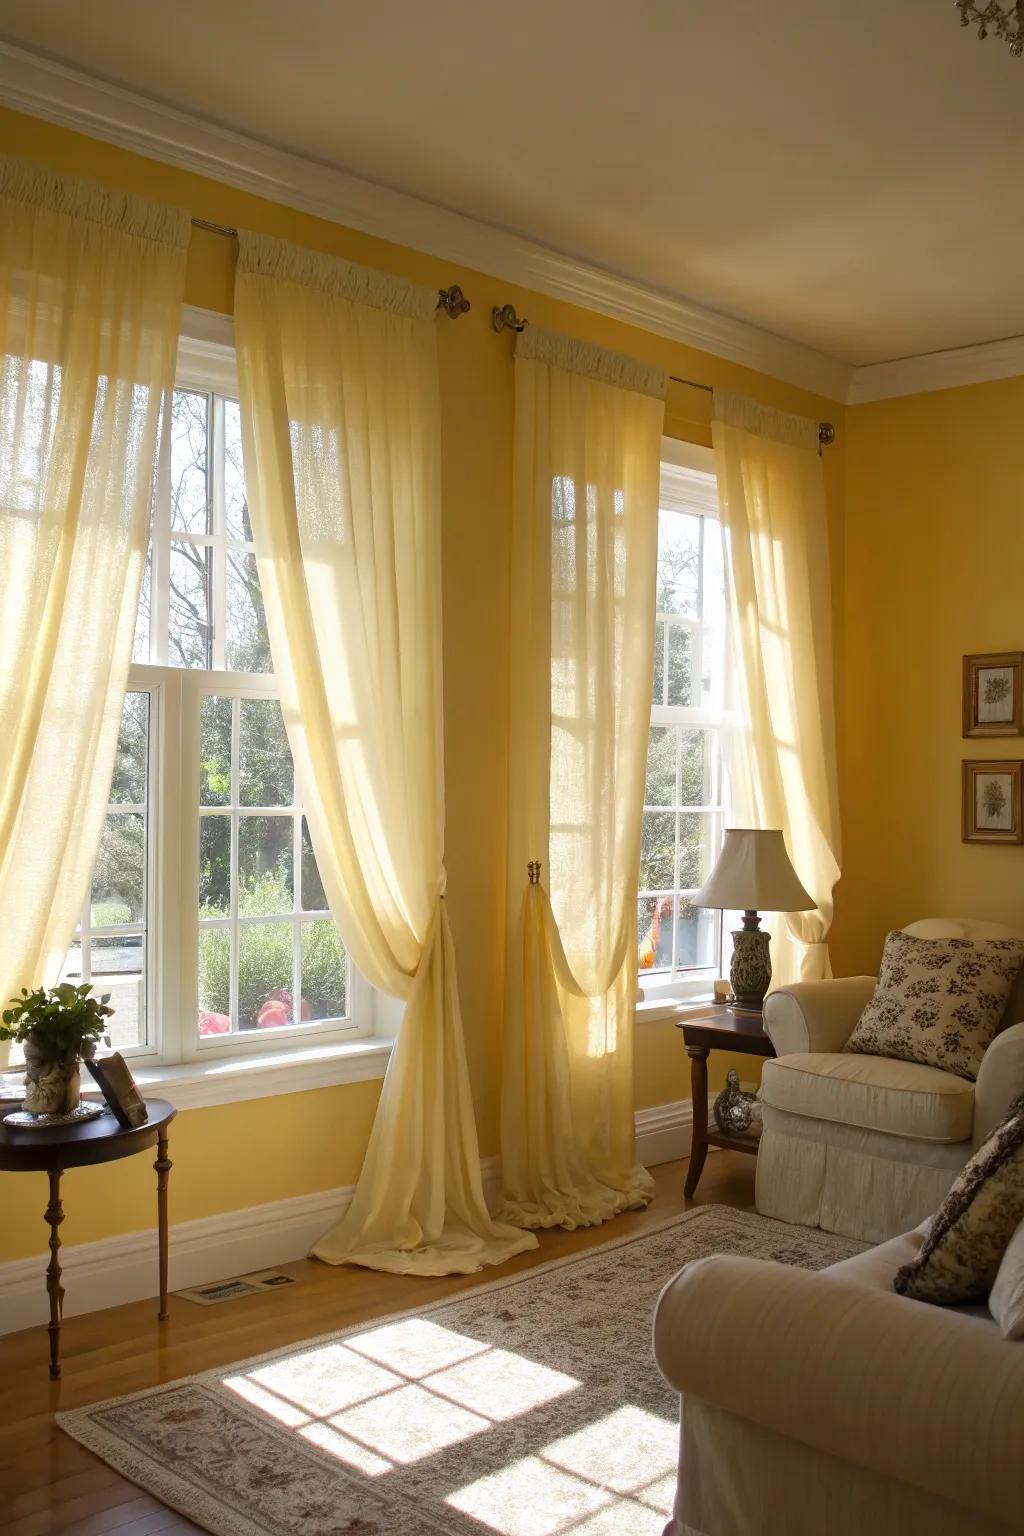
xmin=757 ymin=919 xmax=1024 ymax=1244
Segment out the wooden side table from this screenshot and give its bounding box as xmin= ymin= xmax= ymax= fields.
xmin=677 ymin=1007 xmax=774 ymax=1198
xmin=0 ymin=1098 xmax=176 ymax=1377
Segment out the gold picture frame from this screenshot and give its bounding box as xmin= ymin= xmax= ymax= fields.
xmin=963 ymin=652 xmax=1023 ymax=737
xmin=962 ymin=760 xmax=1024 ymax=845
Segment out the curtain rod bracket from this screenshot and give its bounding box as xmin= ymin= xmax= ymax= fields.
xmin=437 ymin=285 xmax=471 ymax=320
xmin=493 ymin=303 xmax=529 ymax=334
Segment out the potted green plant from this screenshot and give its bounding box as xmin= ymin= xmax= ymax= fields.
xmin=0 ymin=984 xmax=113 ymax=1118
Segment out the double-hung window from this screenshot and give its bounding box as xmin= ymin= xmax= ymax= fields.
xmin=62 ymin=347 xmax=368 ymax=1066
xmin=638 ymin=441 xmax=730 ymax=1002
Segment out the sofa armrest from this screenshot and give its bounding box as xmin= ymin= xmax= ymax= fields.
xmin=762 ymin=976 xmax=875 ymax=1055
xmin=974 ymin=1020 xmax=1024 ymax=1147
xmin=654 ymin=1254 xmax=1024 ymax=1527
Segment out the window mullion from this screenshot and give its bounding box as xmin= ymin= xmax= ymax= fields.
xmin=159 ymin=671 xmax=189 ymax=1065
xmin=229 ymin=695 xmax=240 ymax=1031
xmin=211 ymin=393 xmax=227 ymax=672
xmin=152 ymin=389 xmax=172 ymax=667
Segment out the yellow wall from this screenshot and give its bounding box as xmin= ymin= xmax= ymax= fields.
xmin=831 ymin=380 xmax=1024 ymax=977
xmin=0 ymin=107 xmax=844 ymax=1262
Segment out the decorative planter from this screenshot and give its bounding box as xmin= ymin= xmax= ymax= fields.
xmin=22 ymin=1033 xmax=82 ymax=1117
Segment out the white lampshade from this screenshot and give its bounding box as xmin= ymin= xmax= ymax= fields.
xmin=692 ymin=828 xmax=814 ymax=914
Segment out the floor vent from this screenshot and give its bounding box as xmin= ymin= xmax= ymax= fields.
xmin=176 ymin=1269 xmax=298 ymax=1306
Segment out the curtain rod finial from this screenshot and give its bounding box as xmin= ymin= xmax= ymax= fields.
xmin=437 ymin=285 xmax=470 ymax=319
xmin=493 ymin=303 xmax=528 ymax=334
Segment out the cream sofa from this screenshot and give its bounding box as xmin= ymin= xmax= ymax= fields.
xmin=654 ymin=1222 xmax=1024 ymax=1536
xmin=756 ymin=918 xmax=1024 ymax=1244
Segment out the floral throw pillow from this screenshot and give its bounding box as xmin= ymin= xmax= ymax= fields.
xmin=845 ymin=929 xmax=1024 ymax=1080
xmin=894 ymin=1094 xmax=1024 ymax=1305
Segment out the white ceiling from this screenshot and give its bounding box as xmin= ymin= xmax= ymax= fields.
xmin=1 ymin=0 xmax=1021 ymax=367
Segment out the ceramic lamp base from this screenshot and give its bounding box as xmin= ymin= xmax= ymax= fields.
xmin=730 ymin=926 xmax=771 ymax=1009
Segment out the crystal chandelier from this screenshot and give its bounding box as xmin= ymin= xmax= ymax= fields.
xmin=955 ymin=1 xmax=1024 ymax=55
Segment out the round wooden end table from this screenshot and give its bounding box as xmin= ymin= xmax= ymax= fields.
xmin=0 ymin=1098 xmax=176 ymax=1378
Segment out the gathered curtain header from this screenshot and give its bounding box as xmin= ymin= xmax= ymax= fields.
xmin=0 ymin=154 xmax=189 ymax=249
xmin=236 ymin=230 xmax=439 ymax=321
xmin=712 ymin=387 xmax=821 ymax=454
xmin=515 ymin=324 xmax=667 ymax=400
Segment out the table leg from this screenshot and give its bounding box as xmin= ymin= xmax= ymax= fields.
xmin=155 ymin=1130 xmax=172 ymax=1321
xmin=45 ymin=1168 xmax=65 ymax=1379
xmin=684 ymin=1047 xmax=710 ymax=1199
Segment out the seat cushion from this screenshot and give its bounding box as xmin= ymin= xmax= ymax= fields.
xmin=760 ymin=1052 xmax=975 ymax=1142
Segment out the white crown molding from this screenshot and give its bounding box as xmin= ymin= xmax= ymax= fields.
xmin=0 ymin=1100 xmax=692 ymax=1333
xmin=0 ymin=42 xmax=851 ymax=403
xmin=846 ymin=333 xmax=1024 ymax=404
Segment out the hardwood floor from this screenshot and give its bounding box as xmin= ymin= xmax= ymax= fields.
xmin=0 ymin=1152 xmax=755 ymax=1535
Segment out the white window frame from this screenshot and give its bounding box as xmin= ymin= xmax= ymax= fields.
xmin=638 ymin=437 xmax=730 ymax=1009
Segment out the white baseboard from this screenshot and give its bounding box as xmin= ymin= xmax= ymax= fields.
xmin=0 ymin=1100 xmax=691 ymax=1336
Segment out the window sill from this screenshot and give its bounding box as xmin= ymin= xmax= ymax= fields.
xmin=121 ymin=1035 xmax=394 ymax=1112
xmin=636 ymin=995 xmax=718 ymax=1025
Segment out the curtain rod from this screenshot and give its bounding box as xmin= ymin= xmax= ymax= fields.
xmin=492 ymin=301 xmax=836 ymax=450
xmin=189 ymin=217 xmax=470 ymax=318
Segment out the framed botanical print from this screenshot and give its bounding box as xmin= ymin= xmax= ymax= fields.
xmin=962 ymin=760 xmax=1024 ymax=844
xmin=963 ymin=652 xmax=1023 ymax=737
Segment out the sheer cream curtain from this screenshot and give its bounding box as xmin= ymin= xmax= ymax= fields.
xmin=0 ymin=157 xmax=188 ymax=1067
xmin=233 ymin=232 xmax=536 ymax=1275
xmin=712 ymin=390 xmax=841 ymax=987
xmin=500 ymin=327 xmax=665 ymax=1230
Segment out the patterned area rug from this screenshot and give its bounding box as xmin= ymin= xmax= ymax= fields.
xmin=59 ymin=1206 xmax=862 ymax=1536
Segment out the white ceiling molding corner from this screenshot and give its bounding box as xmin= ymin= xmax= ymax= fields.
xmin=846 ymin=333 xmax=1024 ymax=405
xmin=6 ymin=41 xmax=1024 ymax=409
xmin=0 ymin=41 xmax=851 ymax=402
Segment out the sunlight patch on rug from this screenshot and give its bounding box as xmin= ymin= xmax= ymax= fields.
xmin=59 ymin=1205 xmax=863 ymax=1536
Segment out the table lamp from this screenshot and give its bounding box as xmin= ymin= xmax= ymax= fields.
xmin=692 ymin=828 xmax=814 ymax=1009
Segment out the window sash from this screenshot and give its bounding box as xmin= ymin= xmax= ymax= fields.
xmin=640 ymin=450 xmax=728 ymax=995
xmin=127 ymin=665 xmax=367 ymax=1067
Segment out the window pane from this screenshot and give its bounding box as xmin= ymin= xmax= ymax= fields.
xmin=60 ymin=941 xmax=84 ymax=983
xmin=226 ymin=549 xmax=272 ymax=673
xmin=301 ymin=818 xmax=328 ymax=913
xmin=644 ymin=726 xmax=676 ymax=808
xmin=651 ymin=619 xmax=665 ymax=707
xmin=133 ymin=542 xmax=152 ymax=663
xmin=678 ymin=812 xmax=710 ymax=891
xmin=301 ymin=919 xmax=347 ymax=1022
xmin=639 ymin=811 xmax=675 ymax=893
xmin=657 ymin=510 xmax=700 ymax=616
xmin=198 ymin=927 xmax=231 ymax=1035
xmin=238 ymin=923 xmax=293 ymax=1031
xmin=91 ymin=812 xmax=145 ymax=926
xmin=200 ymin=694 xmax=232 ymax=806
xmin=170 ymin=389 xmax=210 ymax=534
xmin=168 ymin=540 xmax=212 ymax=668
xmin=110 ymin=692 xmax=149 ymax=805
xmin=673 ymin=899 xmax=718 ymax=972
xmin=239 ymin=698 xmax=292 ymax=806
xmin=679 ymin=729 xmax=709 ymax=807
xmin=638 ymin=896 xmax=671 ymax=972
xmin=224 ymin=399 xmax=252 ymax=541
xmin=91 ymin=934 xmax=145 ymax=1050
xmin=238 ymin=816 xmax=293 ymax=916
xmin=666 ymin=624 xmax=693 ymax=707
xmin=199 ymin=816 xmax=231 ymax=916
